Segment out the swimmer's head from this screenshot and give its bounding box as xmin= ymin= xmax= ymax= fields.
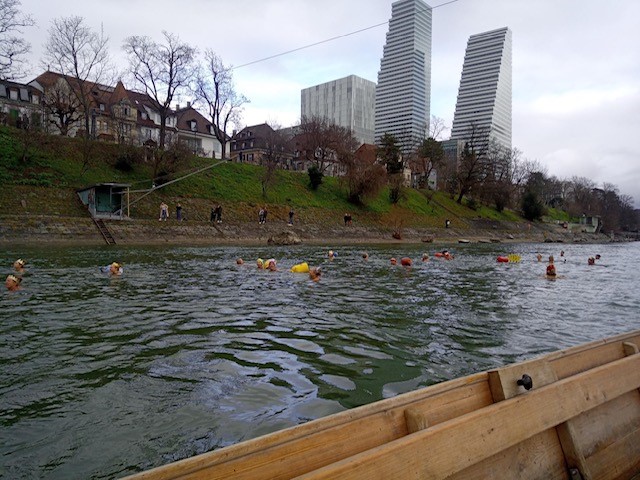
xmin=390 ymin=257 xmax=397 ymax=265
xmin=265 ymin=259 xmax=277 ymax=271
xmin=309 ymin=267 xmax=322 ymax=281
xmin=5 ymin=274 xmax=21 ymax=290
xmin=422 ymin=253 xmax=429 ymax=261
xmin=257 ymin=258 xmax=264 ymax=268
xmin=13 ymin=259 xmax=25 ymax=270
xmin=109 ymin=262 xmax=122 ymax=275
xmin=236 ymin=258 xmax=244 ymax=265
xmin=362 ymin=252 xmax=369 ymax=260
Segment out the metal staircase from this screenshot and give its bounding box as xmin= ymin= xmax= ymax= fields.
xmin=93 ymin=218 xmax=116 ymax=245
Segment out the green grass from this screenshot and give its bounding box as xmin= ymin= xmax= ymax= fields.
xmin=0 ymin=125 xmax=536 ymax=227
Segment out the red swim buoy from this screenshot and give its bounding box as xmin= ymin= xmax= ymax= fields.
xmin=497 ymin=256 xmax=509 ymax=263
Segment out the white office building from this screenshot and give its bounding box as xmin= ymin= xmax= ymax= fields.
xmin=450 ymin=27 xmax=512 ymax=153
xmin=374 ymin=0 xmax=432 ymax=153
xmin=301 ymin=74 xmax=376 ymax=146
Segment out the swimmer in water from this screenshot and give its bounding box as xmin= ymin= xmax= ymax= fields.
xmin=5 ymin=274 xmax=22 ymax=291
xmin=422 ymin=253 xmax=429 ymax=262
xmin=236 ymin=258 xmax=244 ymax=265
xmin=13 ymin=259 xmax=26 ymax=272
xmin=362 ymin=252 xmax=369 ymax=261
xmin=309 ymin=267 xmax=322 ymax=282
xmin=108 ymin=262 xmax=123 ymax=275
xmin=546 ymin=255 xmax=556 ymax=277
xmin=390 ymin=257 xmax=397 ymax=265
xmin=264 ymin=259 xmax=278 ymax=271
xmin=256 ymin=258 xmax=265 ymax=269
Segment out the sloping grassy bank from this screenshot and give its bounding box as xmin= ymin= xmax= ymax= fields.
xmin=1 ymin=125 xmax=582 ymax=245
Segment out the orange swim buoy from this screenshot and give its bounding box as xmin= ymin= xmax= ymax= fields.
xmin=400 ymin=257 xmax=412 ymax=266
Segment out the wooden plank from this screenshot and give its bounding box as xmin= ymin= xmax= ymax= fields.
xmin=404 ymin=380 xmax=493 ymax=433
xmin=557 ymin=421 xmax=589 ymax=478
xmin=624 ymin=342 xmax=639 ymax=355
xmin=488 ymin=358 xmax=557 ymax=401
xmin=569 ymin=390 xmax=640 ymax=459
xmin=586 ymin=426 xmax=640 ymax=480
xmin=550 ymin=334 xmax=640 ymax=379
xmin=562 ymin=390 xmax=640 ymax=480
xmin=125 ymin=375 xmax=489 ymax=480
xmin=294 ymin=353 xmax=640 ymax=480
xmin=447 ymin=429 xmax=569 ymax=480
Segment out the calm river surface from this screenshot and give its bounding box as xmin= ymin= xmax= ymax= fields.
xmin=1 ymin=241 xmax=639 ymax=479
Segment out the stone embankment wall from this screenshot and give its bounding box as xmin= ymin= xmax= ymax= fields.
xmin=0 ymin=214 xmax=613 ymax=246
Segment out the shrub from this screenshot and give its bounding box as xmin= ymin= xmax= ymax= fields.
xmin=308 ymin=165 xmax=323 ymax=190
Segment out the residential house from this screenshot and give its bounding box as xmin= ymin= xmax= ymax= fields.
xmin=30 ymin=71 xmax=225 ymax=158
xmin=0 ymin=79 xmax=44 ymax=129
xmin=174 ymin=103 xmax=227 ymax=158
xmin=230 ymin=123 xmax=295 ymax=168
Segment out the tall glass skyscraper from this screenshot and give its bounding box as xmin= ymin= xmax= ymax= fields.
xmin=450 ymin=27 xmax=512 ymax=153
xmin=301 ymin=75 xmax=376 ymax=146
xmin=374 ymin=0 xmax=432 ymax=152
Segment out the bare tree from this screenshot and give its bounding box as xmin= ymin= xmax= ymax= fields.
xmin=454 ymin=122 xmax=491 ymax=204
xmin=41 ymin=77 xmax=83 ymax=135
xmin=43 ymin=16 xmax=111 ymax=138
xmin=341 ymin=149 xmax=387 ymax=205
xmin=123 ymin=31 xmax=196 ymax=150
xmin=297 ymin=115 xmax=358 ymax=174
xmin=0 ymin=0 xmax=35 ymax=80
xmin=259 ymin=123 xmax=291 ymax=198
xmin=429 ymin=115 xmax=448 ymax=141
xmin=412 ymin=136 xmax=444 ymax=189
xmin=195 ymin=50 xmax=247 ymax=159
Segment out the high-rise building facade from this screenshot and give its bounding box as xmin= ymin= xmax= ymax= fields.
xmin=301 ymin=74 xmax=376 ymax=146
xmin=374 ymin=0 xmax=432 ymax=152
xmin=450 ymin=27 xmax=512 ymax=153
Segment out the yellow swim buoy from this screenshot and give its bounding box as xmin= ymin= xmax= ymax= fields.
xmin=290 ymin=262 xmax=309 ymax=273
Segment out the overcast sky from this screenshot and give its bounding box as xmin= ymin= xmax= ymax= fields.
xmin=17 ymin=0 xmax=640 ymax=206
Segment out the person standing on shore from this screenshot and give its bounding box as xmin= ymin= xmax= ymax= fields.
xmin=258 ymin=208 xmax=265 ymax=224
xmin=215 ymin=204 xmax=222 ymax=223
xmin=288 ymin=207 xmax=294 ymax=226
xmin=176 ymin=203 xmax=183 ymax=221
xmin=159 ymin=202 xmax=169 ymax=221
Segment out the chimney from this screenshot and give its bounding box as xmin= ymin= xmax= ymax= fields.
xmin=175 ymin=103 xmax=180 ymax=110
xmin=187 ymin=101 xmax=191 ymax=108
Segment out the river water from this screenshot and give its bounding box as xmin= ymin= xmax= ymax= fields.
xmin=1 ymin=241 xmax=639 ymax=479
